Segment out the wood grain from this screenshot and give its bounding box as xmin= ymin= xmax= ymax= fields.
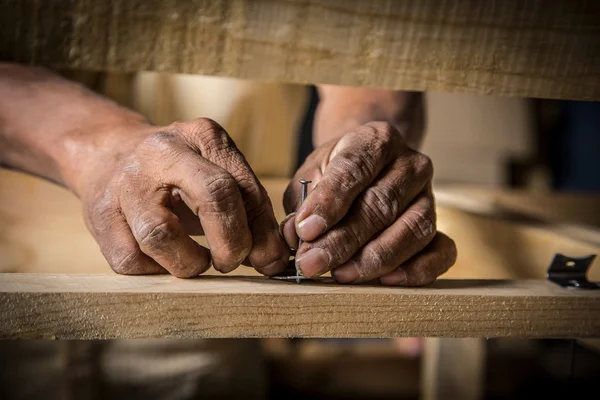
xmin=436 ymin=186 xmax=600 ymax=228
xmin=1 ymin=274 xmax=599 ymax=339
xmin=434 ymin=188 xmax=600 ymax=280
xmin=1 ymin=0 xmax=599 ymax=100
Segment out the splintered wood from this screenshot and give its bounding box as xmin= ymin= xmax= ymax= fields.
xmin=1 ymin=0 xmax=599 ymax=100
xmin=1 ymin=274 xmax=599 ymax=339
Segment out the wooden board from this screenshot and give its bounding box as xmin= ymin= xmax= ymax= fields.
xmin=1 ymin=0 xmax=599 ymax=100
xmin=1 ymin=274 xmax=599 ymax=339
xmin=434 ymin=187 xmax=600 ymax=280
xmin=436 ymin=186 xmax=600 ymax=228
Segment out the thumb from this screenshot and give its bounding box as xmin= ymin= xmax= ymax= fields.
xmin=283 ymin=174 xmax=321 ymax=214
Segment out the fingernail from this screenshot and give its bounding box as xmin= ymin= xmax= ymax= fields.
xmin=295 ymin=248 xmax=329 ymax=277
xmin=380 ymin=268 xmax=407 ymax=286
xmin=332 ymin=262 xmax=360 ymax=283
xmin=278 ymin=213 xmax=296 ymax=238
xmin=297 ymin=215 xmax=327 ymax=241
xmin=279 ymin=213 xmax=298 ymax=250
xmin=259 ymin=260 xmax=286 ymax=277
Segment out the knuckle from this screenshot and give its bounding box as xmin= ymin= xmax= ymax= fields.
xmin=85 ymin=193 xmax=120 ymax=232
xmin=224 ymin=154 xmax=251 ymax=175
xmin=177 ymin=117 xmax=221 ymax=138
xmin=366 ymin=121 xmax=395 ymax=142
xmin=363 ymin=121 xmax=404 ymax=150
xmin=329 ymin=151 xmax=377 ymax=190
xmin=310 ymin=191 xmax=345 ymax=223
xmin=359 ymin=245 xmax=392 ymax=280
xmin=236 ymin=176 xmax=259 ymax=197
xmin=306 ymin=179 xmax=345 ymax=219
xmin=110 ymin=249 xmax=142 ymax=275
xmin=441 ymin=234 xmax=458 ymax=268
xmin=237 ymin=178 xmax=270 ymax=219
xmin=215 ymin=239 xmax=252 ymax=265
xmin=191 ymin=117 xmax=223 ymax=134
xmin=361 ymin=185 xmax=399 ymax=230
xmin=171 ymin=264 xmax=206 ymax=279
xmin=414 ymin=153 xmax=434 ymax=180
xmin=323 ymin=225 xmax=365 ymax=266
xmin=402 ymin=207 xmax=436 ymax=248
xmin=137 ymin=217 xmax=180 ymax=250
xmin=245 ymin=195 xmax=270 ymax=223
xmin=140 ymin=131 xmax=180 ymax=155
xmin=181 ymin=118 xmax=233 ymax=153
xmin=135 ymin=132 xmax=188 ymax=172
xmin=199 ymin=173 xmax=239 ymax=214
xmin=409 ymin=266 xmax=436 ymax=286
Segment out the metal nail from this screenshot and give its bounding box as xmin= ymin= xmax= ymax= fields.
xmin=296 ymin=179 xmax=312 ymax=283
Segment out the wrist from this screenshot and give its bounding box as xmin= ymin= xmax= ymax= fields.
xmin=313 ymin=97 xmax=379 ymax=146
xmin=314 ymin=85 xmax=423 ymax=148
xmin=0 ymin=64 xmax=156 ymax=194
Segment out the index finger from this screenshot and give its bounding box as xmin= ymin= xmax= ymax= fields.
xmin=295 ymin=122 xmax=403 ymax=242
xmin=177 ymin=119 xmax=290 ymax=275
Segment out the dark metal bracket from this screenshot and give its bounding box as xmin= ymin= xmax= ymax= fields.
xmin=547 ymin=253 xmax=599 ymax=289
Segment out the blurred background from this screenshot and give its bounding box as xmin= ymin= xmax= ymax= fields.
xmin=83 ymin=71 xmax=600 ymax=191
xmin=1 ymin=72 xmax=599 ymax=399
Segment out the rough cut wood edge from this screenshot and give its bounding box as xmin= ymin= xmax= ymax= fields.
xmin=1 ymin=0 xmax=599 ymax=100
xmin=1 ymin=274 xmax=599 ymax=339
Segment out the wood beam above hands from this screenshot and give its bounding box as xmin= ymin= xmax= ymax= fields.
xmin=1 ymin=0 xmax=599 ymax=100
xmin=1 ymin=274 xmax=599 ymax=339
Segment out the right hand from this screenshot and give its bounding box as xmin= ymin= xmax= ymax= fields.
xmin=72 ymin=118 xmax=289 ymax=278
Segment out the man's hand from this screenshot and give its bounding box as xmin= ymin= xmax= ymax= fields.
xmin=281 ymin=121 xmax=456 ymax=285
xmin=0 ymin=65 xmax=289 ymax=278
xmin=77 ymin=118 xmax=289 ymax=278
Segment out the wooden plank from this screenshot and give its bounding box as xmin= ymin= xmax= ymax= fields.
xmin=1 ymin=0 xmax=599 ymax=100
xmin=436 ymin=186 xmax=600 ymax=228
xmin=434 ymin=188 xmax=600 ymax=280
xmin=1 ymin=274 xmax=599 ymax=339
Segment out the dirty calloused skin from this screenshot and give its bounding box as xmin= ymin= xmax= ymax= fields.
xmin=0 ymin=64 xmax=454 ymax=284
xmin=0 ymin=64 xmax=288 ymax=278
xmin=280 ymin=87 xmax=457 ymax=286
xmin=78 ymin=119 xmax=289 ymax=278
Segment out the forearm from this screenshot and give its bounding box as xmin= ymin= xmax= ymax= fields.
xmin=314 ymin=84 xmax=424 ymax=149
xmin=0 ymin=63 xmax=149 ymax=194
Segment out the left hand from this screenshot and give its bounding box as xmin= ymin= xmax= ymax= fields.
xmin=280 ymin=121 xmax=456 ymax=285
